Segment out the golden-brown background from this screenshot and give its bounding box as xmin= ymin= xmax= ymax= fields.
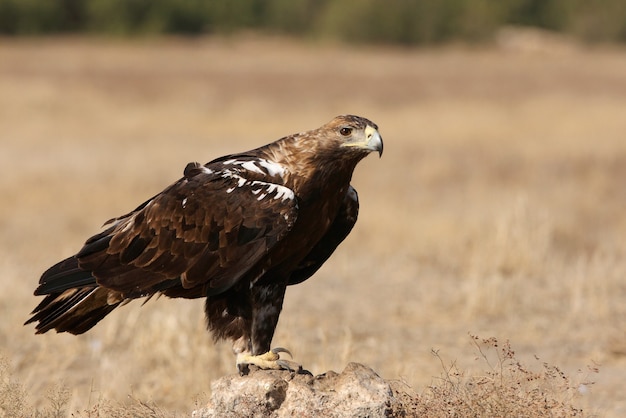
xmin=1 ymin=35 xmax=625 ymax=415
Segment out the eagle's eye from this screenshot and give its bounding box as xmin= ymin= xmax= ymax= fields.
xmin=339 ymin=127 xmax=353 ymax=136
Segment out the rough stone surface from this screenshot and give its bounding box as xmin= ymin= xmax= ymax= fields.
xmin=193 ymin=362 xmax=395 ymax=417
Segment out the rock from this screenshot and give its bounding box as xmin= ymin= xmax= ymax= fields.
xmin=194 ymin=362 xmax=395 ymax=418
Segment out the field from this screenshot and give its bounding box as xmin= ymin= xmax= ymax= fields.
xmin=1 ymin=34 xmax=626 ymax=416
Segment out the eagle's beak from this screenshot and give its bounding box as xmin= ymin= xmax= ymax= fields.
xmin=342 ymin=125 xmax=384 ymax=157
xmin=364 ymin=125 xmax=384 ymax=157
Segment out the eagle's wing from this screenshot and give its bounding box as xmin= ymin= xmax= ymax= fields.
xmin=287 ymin=186 xmax=358 ymax=286
xmin=68 ymin=160 xmax=298 ymax=298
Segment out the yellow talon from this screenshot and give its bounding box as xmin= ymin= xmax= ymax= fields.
xmin=236 ymin=347 xmax=300 ymax=374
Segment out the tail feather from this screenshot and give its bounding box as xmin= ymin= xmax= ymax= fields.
xmin=35 ymin=256 xmax=97 ymax=295
xmin=25 ymin=256 xmax=122 ymax=334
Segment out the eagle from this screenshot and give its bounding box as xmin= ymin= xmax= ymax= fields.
xmin=25 ymin=115 xmax=383 ymax=373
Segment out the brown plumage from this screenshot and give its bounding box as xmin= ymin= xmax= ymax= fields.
xmin=25 ymin=115 xmax=383 ymax=371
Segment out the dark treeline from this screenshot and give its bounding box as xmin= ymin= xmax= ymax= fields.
xmin=1 ymin=0 xmax=625 ymax=44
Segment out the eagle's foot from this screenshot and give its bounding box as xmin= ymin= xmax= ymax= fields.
xmin=236 ymin=347 xmax=301 ymax=375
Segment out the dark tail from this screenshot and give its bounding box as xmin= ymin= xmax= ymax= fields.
xmin=24 ymin=256 xmax=122 ymax=334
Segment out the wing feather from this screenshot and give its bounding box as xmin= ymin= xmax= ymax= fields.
xmin=78 ymin=162 xmax=298 ymax=298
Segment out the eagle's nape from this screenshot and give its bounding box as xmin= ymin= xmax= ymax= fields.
xmin=25 ymin=115 xmax=383 ymax=373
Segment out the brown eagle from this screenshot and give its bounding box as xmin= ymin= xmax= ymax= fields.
xmin=25 ymin=115 xmax=383 ymax=372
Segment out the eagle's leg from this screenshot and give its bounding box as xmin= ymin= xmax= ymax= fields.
xmin=236 ymin=282 xmax=301 ymax=374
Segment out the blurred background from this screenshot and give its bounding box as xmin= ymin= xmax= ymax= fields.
xmin=1 ymin=1 xmax=626 ymax=416
xmin=1 ymin=0 xmax=626 ymax=43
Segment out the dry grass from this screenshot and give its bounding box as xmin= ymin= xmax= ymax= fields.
xmin=390 ymin=335 xmax=594 ymax=417
xmin=1 ymin=336 xmax=593 ymax=417
xmin=1 ymin=35 xmax=626 ymax=416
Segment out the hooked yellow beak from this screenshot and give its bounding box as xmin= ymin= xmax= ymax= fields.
xmin=364 ymin=125 xmax=383 ymax=157
xmin=342 ymin=125 xmax=384 ymax=157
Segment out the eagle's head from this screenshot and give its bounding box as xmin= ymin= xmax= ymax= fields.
xmin=325 ymin=114 xmax=383 ymax=158
xmin=267 ymin=115 xmax=383 ymax=189
xmin=288 ymin=115 xmax=383 ymax=161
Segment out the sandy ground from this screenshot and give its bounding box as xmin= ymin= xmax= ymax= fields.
xmin=1 ymin=35 xmax=626 ymax=415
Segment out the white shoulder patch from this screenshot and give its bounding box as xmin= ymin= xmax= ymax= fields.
xmin=220 ymin=169 xmax=294 ymax=202
xmin=221 ymin=169 xmax=245 ymax=193
xmin=250 ymin=181 xmax=295 ymax=202
xmin=258 ymin=159 xmax=286 ymax=178
xmin=241 ymin=161 xmax=265 ymax=175
xmin=220 ymin=158 xmax=286 ymax=179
